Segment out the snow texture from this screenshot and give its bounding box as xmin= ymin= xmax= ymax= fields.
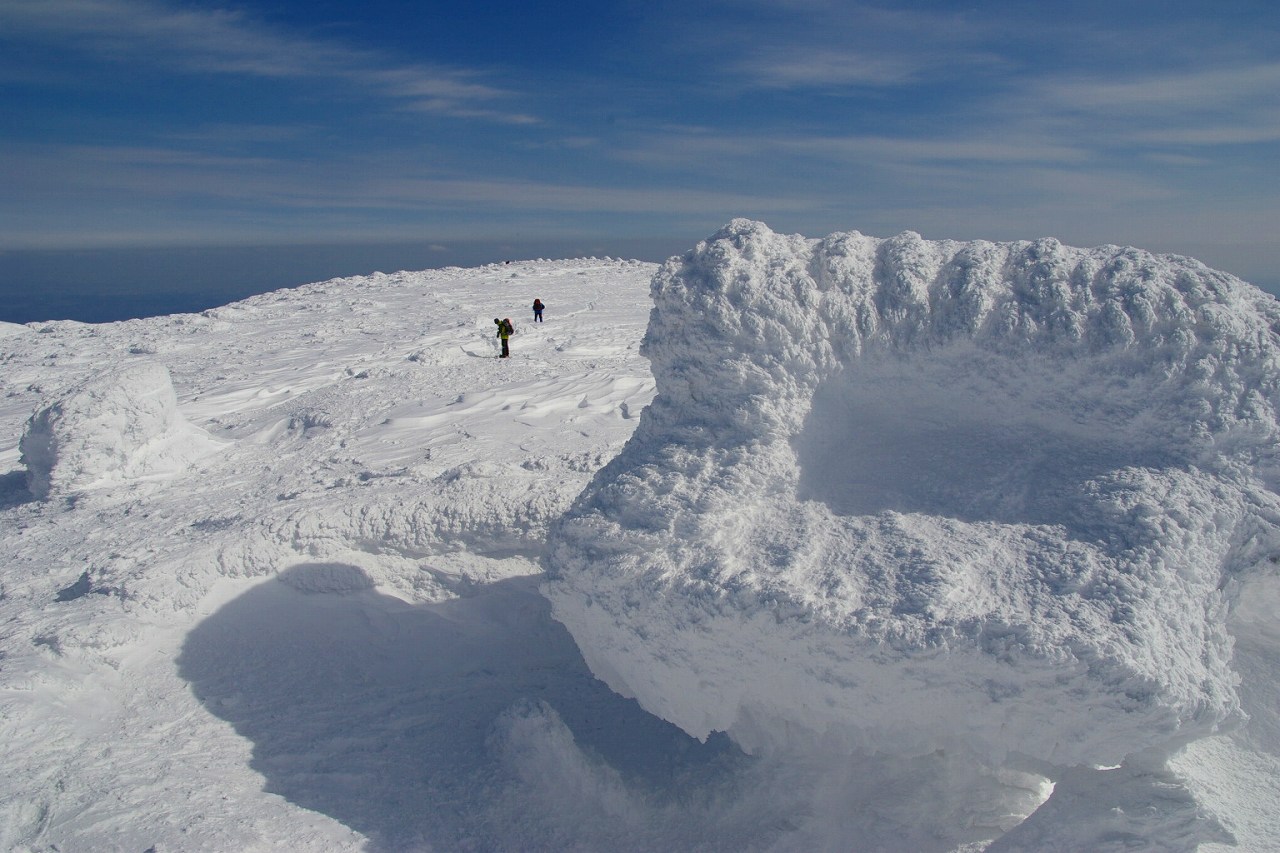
xmin=1 ymin=233 xmax=1277 ymax=851
xmin=544 ymin=220 xmax=1280 ymax=846
xmin=20 ymin=361 xmax=225 ymax=499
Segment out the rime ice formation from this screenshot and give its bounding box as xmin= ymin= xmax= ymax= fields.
xmin=20 ymin=361 xmax=224 ymax=499
xmin=544 ymin=220 xmax=1280 ymax=781
xmin=3 ymin=250 xmax=1277 ymax=850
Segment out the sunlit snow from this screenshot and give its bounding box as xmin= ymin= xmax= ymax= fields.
xmin=1 ymin=226 xmax=1277 ymax=851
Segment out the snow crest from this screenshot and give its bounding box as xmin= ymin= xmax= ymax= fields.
xmin=545 ymin=220 xmax=1280 ymax=777
xmin=19 ymin=361 xmax=224 ymax=499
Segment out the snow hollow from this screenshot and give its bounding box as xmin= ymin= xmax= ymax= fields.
xmin=1 ymin=224 xmax=1277 ymax=851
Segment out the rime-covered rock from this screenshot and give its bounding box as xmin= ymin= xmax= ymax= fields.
xmin=544 ymin=220 xmax=1280 ymax=773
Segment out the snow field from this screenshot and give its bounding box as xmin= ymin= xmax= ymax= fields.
xmin=6 ymin=260 xmax=788 ymax=851
xmin=1 ymin=230 xmax=1277 ymax=850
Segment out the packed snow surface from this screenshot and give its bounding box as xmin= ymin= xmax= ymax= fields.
xmin=1 ymin=225 xmax=1277 ymax=851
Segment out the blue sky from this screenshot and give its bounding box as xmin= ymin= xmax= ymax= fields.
xmin=2 ymin=0 xmax=1278 ymax=299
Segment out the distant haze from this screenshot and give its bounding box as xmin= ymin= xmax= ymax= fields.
xmin=0 ymin=238 xmax=688 ymax=324
xmin=3 ymin=2 xmax=1277 ymax=325
xmin=2 ymin=234 xmax=1275 ymax=325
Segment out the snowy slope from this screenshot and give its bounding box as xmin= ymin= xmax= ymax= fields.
xmin=1 ymin=228 xmax=1277 ymax=852
xmin=1 ymin=259 xmax=745 ymax=852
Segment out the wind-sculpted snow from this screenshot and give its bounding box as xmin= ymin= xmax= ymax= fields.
xmin=19 ymin=361 xmax=225 ymax=499
xmin=2 ymin=246 xmax=1277 ymax=851
xmin=0 ymin=259 xmax=675 ymax=852
xmin=545 ymin=220 xmax=1280 ymax=843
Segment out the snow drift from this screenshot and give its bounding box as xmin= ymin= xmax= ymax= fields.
xmin=544 ymin=221 xmax=1280 ymax=814
xmin=19 ymin=361 xmax=224 ymax=499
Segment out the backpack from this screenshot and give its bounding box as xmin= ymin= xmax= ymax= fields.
xmin=502 ymin=318 xmax=514 ymax=336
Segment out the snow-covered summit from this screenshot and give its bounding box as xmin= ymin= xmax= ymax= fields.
xmin=1 ymin=237 xmax=1277 ymax=851
xmin=545 ymin=220 xmax=1280 ymax=846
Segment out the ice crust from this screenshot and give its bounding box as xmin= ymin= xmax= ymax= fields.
xmin=544 ymin=220 xmax=1280 ymax=771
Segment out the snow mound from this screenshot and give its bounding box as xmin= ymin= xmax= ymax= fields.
xmin=545 ymin=220 xmax=1280 ymax=776
xmin=19 ymin=361 xmax=225 ymax=499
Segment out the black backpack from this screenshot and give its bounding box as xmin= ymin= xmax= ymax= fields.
xmin=502 ymin=318 xmax=514 ymax=335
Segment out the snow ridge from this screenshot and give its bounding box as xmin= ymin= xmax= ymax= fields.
xmin=545 ymin=220 xmax=1280 ymax=841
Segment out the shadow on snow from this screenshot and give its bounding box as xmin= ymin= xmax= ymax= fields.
xmin=0 ymin=469 xmax=36 ymax=510
xmin=177 ymin=563 xmax=751 ymax=852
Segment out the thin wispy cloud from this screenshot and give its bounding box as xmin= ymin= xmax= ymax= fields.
xmin=0 ymin=0 xmax=533 ymax=122
xmin=1130 ymin=119 xmax=1280 ymax=147
xmin=731 ymin=50 xmax=924 ymax=89
xmin=1 ymin=0 xmax=1277 ymax=293
xmin=1041 ymin=62 xmax=1280 ymax=112
xmin=682 ymin=0 xmax=1007 ymax=90
xmin=0 ymin=139 xmax=815 ymax=244
xmin=988 ymin=61 xmax=1280 ymax=155
xmin=777 ymin=135 xmax=1089 ymax=166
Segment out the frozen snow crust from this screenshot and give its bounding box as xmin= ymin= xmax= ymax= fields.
xmin=545 ymin=219 xmax=1280 ymax=770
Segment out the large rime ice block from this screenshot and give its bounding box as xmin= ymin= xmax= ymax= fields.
xmin=20 ymin=361 xmax=224 ymax=500
xmin=544 ymin=219 xmax=1280 ymax=768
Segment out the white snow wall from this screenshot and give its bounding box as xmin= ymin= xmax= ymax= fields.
xmin=544 ymin=220 xmax=1280 ymax=771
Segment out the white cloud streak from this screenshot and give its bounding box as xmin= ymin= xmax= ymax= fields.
xmin=732 ymin=49 xmax=925 ymax=88
xmin=0 ymin=0 xmax=535 ymax=122
xmin=1040 ymin=63 xmax=1280 ymax=113
xmin=0 ymin=140 xmax=816 ymax=248
xmin=689 ymin=0 xmax=1007 ymax=90
xmin=1011 ymin=62 xmax=1280 ymax=148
